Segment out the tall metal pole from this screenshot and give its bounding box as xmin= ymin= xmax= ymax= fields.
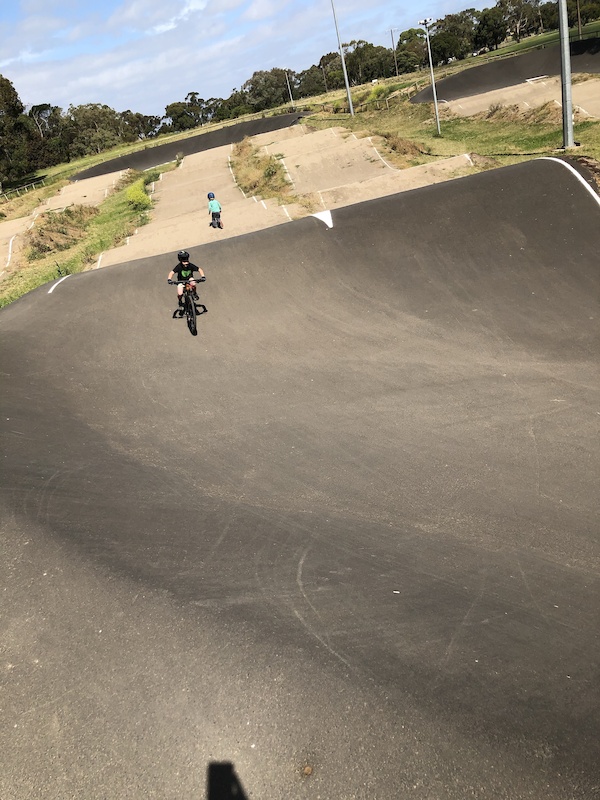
xmin=285 ymin=71 xmax=295 ymax=110
xmin=558 ymin=0 xmax=574 ymax=148
xmin=419 ymin=18 xmax=441 ymax=136
xmin=330 ymin=0 xmax=354 ymax=116
xmin=390 ymin=29 xmax=399 ymax=77
xmin=576 ymin=0 xmax=583 ymax=38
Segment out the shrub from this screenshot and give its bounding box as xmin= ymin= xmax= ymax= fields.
xmin=143 ymin=169 xmax=160 ymax=185
xmin=126 ymin=180 xmax=152 ymax=211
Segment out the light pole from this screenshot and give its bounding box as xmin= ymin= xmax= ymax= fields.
xmin=558 ymin=0 xmax=574 ymax=147
xmin=330 ymin=0 xmax=354 ymax=116
xmin=576 ymin=0 xmax=583 ymax=38
xmin=418 ymin=18 xmax=441 ymax=136
xmin=285 ymin=71 xmax=295 ymax=110
xmin=390 ymin=28 xmax=400 ymax=78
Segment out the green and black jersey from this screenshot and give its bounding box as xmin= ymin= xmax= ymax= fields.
xmin=172 ymin=262 xmax=200 ymax=281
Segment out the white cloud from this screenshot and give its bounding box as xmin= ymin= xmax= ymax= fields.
xmin=242 ymin=0 xmax=290 ymax=22
xmin=4 ymin=0 xmax=492 ymax=115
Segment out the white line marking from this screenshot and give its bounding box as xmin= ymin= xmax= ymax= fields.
xmin=312 ymin=210 xmax=333 ymax=228
xmin=464 ymin=153 xmax=474 ymax=166
xmin=526 ymin=75 xmax=548 ymax=83
xmin=6 ymin=235 xmax=16 ymax=267
xmin=368 ymin=139 xmax=396 ymax=171
xmin=96 ymin=253 xmax=104 ymax=269
xmin=282 ymin=205 xmax=292 ymax=221
xmin=48 ymin=275 xmax=71 ymax=294
xmin=541 ymin=157 xmax=600 ymax=208
xmin=280 ymin=158 xmax=295 ymax=189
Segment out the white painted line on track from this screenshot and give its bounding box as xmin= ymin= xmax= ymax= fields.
xmin=280 ymin=158 xmax=295 ymax=189
xmin=6 ymin=235 xmax=16 ymax=267
xmin=312 ymin=210 xmax=333 ymax=228
xmin=368 ymin=138 xmax=397 ymax=171
xmin=541 ymin=157 xmax=600 ymax=208
xmin=282 ymin=205 xmax=292 ymax=221
xmin=464 ymin=153 xmax=474 ymax=166
xmin=48 ymin=275 xmax=71 ymax=294
xmin=229 ymin=155 xmax=246 ymax=197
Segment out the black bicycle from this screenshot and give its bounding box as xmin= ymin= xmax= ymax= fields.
xmin=169 ymin=277 xmax=206 ymax=336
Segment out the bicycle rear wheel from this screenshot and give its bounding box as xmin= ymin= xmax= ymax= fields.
xmin=185 ymin=293 xmax=197 ymax=336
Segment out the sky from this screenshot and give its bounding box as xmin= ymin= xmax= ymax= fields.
xmin=1 ymin=0 xmax=490 ymax=117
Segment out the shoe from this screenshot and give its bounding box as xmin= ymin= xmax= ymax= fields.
xmin=193 ymin=292 xmax=199 ymax=300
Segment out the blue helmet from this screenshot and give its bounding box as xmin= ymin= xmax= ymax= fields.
xmin=207 ymin=192 xmax=215 ymax=200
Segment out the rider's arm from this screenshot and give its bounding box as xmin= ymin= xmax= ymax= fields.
xmin=168 ymin=269 xmax=175 ymax=280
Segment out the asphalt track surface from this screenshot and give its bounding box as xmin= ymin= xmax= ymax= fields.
xmin=71 ymin=113 xmax=305 ymax=181
xmin=412 ymin=37 xmax=600 ymax=103
xmin=2 ymin=158 xmax=600 ymax=799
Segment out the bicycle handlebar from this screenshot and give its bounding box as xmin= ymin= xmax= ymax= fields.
xmin=168 ymin=277 xmax=206 ymax=284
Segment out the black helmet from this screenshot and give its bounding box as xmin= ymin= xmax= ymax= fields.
xmin=177 ymin=250 xmax=190 ymax=261
xmin=207 ymin=192 xmax=215 ymax=200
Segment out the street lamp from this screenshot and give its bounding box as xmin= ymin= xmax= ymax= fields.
xmin=557 ymin=0 xmax=574 ymax=147
xmin=418 ymin=18 xmax=441 ymax=136
xmin=330 ymin=0 xmax=354 ymax=116
xmin=390 ymin=28 xmax=400 ymax=78
xmin=285 ymin=71 xmax=295 ymax=110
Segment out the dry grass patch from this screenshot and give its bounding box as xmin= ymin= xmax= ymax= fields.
xmin=230 ymin=137 xmax=291 ymax=199
xmin=26 ymin=205 xmax=100 ymax=259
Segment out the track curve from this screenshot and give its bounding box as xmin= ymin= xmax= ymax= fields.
xmin=1 ymin=158 xmax=599 ymax=799
xmin=412 ymin=37 xmax=600 ymax=104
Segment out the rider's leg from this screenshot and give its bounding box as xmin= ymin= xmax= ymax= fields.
xmin=178 ymin=286 xmax=184 ymax=306
xmin=190 ymin=279 xmax=199 ymax=300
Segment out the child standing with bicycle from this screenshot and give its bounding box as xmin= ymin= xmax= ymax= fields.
xmin=207 ymin=192 xmax=223 ymax=228
xmin=167 ymin=250 xmax=205 ymax=311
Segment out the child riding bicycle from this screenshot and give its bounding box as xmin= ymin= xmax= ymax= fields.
xmin=167 ymin=250 xmax=205 ymax=310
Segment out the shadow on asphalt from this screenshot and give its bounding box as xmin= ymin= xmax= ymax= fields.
xmin=207 ymin=762 xmax=248 ymax=799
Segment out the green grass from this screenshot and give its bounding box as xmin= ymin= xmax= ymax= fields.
xmin=0 ymin=170 xmax=163 ymax=308
xmin=2 ymin=32 xmax=599 ymax=308
xmin=489 ymin=19 xmax=600 ymax=59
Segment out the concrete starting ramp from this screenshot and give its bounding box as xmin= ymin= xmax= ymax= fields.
xmin=1 ymin=158 xmax=599 ymax=799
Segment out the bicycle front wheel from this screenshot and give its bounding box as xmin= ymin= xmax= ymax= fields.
xmin=185 ymin=293 xmax=197 ymax=336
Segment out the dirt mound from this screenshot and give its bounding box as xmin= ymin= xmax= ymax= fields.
xmin=468 ymin=153 xmax=502 ymax=170
xmin=572 ymin=155 xmax=600 ymax=191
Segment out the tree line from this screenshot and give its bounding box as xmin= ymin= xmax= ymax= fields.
xmin=1 ymin=0 xmax=599 ymax=190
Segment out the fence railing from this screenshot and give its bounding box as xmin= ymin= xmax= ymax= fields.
xmin=1 ymin=178 xmax=46 ymax=202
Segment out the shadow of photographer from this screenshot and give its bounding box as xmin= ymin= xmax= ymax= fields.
xmin=207 ymin=762 xmax=249 ymax=799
